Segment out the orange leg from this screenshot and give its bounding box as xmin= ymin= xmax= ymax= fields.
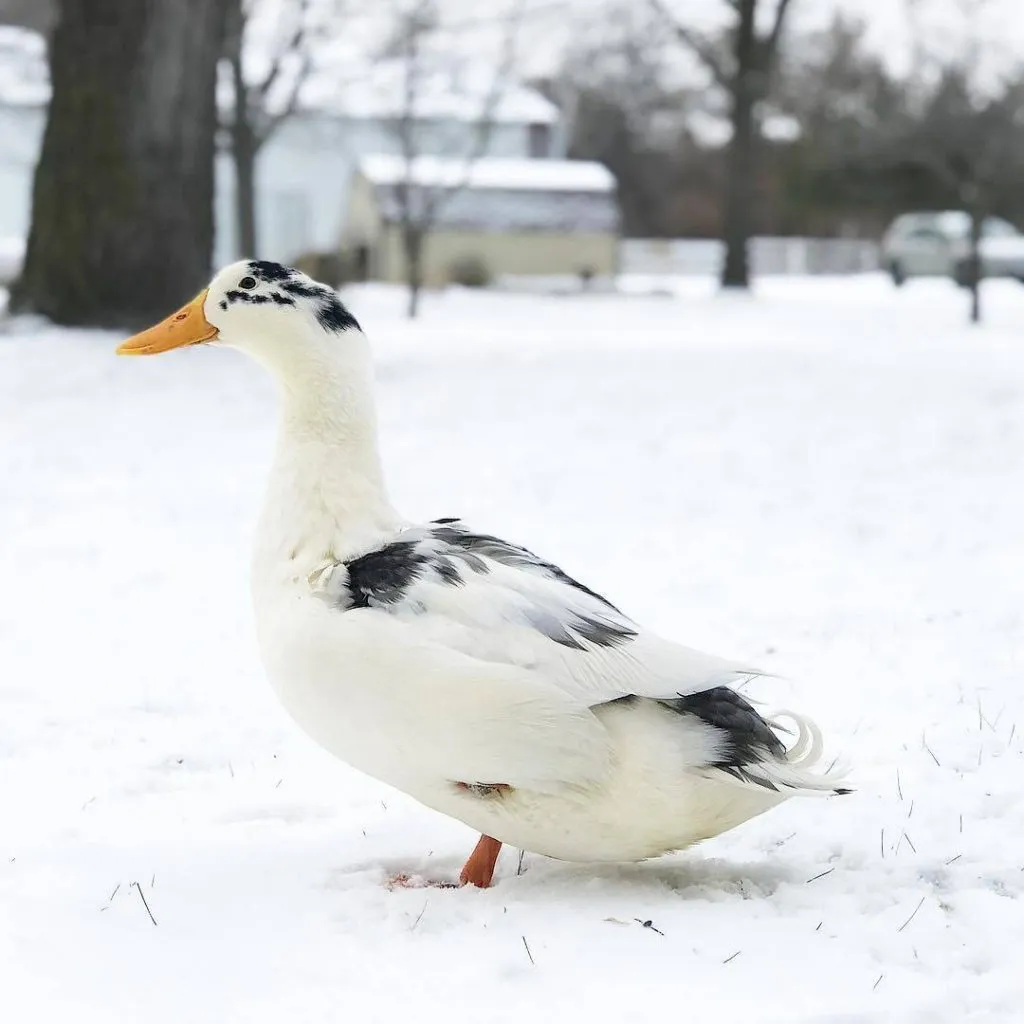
xmin=459 ymin=834 xmax=503 ymax=888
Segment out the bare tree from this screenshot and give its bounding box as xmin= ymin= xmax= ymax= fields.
xmin=384 ymin=0 xmax=525 ymax=317
xmin=650 ymin=0 xmax=795 ymax=288
xmin=222 ymin=0 xmax=322 ymax=258
xmin=544 ymin=8 xmax=700 ymax=237
xmin=882 ymin=0 xmax=1024 ymax=324
xmin=12 ymin=0 xmax=226 ymax=326
xmin=889 ymin=73 xmax=1024 ymax=324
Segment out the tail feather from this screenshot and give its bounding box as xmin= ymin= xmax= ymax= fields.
xmin=658 ymin=685 xmax=850 ymax=796
xmin=749 ymin=710 xmax=850 ymax=794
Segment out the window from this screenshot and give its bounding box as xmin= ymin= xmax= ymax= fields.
xmin=528 ymin=122 xmax=551 ymax=159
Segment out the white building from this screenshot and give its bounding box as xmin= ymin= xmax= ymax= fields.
xmin=0 ymin=27 xmax=563 ymax=275
xmin=212 ymin=74 xmax=562 ymax=268
xmin=346 ymin=154 xmax=619 ymax=284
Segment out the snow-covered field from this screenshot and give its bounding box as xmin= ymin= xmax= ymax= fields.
xmin=2 ymin=274 xmax=1022 ymax=1022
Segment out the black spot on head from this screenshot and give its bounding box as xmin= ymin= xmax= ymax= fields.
xmin=344 ymin=541 xmax=429 ymax=609
xmin=224 ymin=289 xmax=271 ymax=306
xmin=264 ymin=276 xmax=360 ymax=333
xmin=432 ymin=517 xmax=461 ymax=525
xmin=219 ymin=300 xmax=228 ymax=310
xmin=247 ymin=260 xmax=293 ymax=283
xmin=279 ymin=279 xmax=320 ymax=298
xmin=224 ymin=263 xmax=358 ymax=331
xmin=315 ymin=295 xmax=360 ymax=333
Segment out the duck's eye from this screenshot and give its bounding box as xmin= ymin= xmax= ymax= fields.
xmin=239 ymin=276 xmax=257 ymax=290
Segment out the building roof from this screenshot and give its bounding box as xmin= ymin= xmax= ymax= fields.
xmin=302 ymin=60 xmax=558 ymax=125
xmin=359 ymin=156 xmax=619 ymax=234
xmin=359 ymin=155 xmax=615 ymax=193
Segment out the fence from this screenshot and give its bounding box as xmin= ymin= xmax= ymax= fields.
xmin=621 ymin=237 xmax=881 ymax=277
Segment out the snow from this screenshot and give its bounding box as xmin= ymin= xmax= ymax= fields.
xmin=360 ymin=154 xmax=619 ymax=232
xmin=0 ymin=234 xmax=24 ymax=283
xmin=2 ymin=273 xmax=1023 ymax=1022
xmin=359 ymin=154 xmax=615 ymax=192
xmin=0 ymin=26 xmax=48 ymax=107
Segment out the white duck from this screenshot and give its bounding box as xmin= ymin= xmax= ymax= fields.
xmin=118 ymin=260 xmax=848 ymax=887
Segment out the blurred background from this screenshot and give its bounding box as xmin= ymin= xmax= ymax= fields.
xmin=2 ymin=0 xmax=1024 ymax=324
xmin=3 ymin=4 xmax=1024 ymax=1016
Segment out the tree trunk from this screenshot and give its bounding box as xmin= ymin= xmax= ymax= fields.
xmin=225 ymin=0 xmax=259 ymax=259
xmin=721 ymin=0 xmax=759 ymax=290
xmin=967 ymin=203 xmax=983 ymax=325
xmin=11 ymin=0 xmax=226 ymax=328
xmin=0 ymin=0 xmax=58 ymax=35
xmin=404 ymin=228 xmax=425 ymax=319
xmin=230 ymin=56 xmax=259 ymax=258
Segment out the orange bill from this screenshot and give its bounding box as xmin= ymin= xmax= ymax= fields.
xmin=116 ymin=290 xmax=217 ymax=355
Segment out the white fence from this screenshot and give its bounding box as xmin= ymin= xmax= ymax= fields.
xmin=621 ymin=237 xmax=881 ymax=276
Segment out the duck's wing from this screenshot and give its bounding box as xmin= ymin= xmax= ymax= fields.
xmin=312 ymin=520 xmax=844 ymax=795
xmin=312 ymin=519 xmax=759 ymax=710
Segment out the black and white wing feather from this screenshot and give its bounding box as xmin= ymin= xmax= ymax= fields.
xmin=313 ymin=519 xmax=757 ymax=706
xmin=309 ymin=519 xmax=842 ymax=794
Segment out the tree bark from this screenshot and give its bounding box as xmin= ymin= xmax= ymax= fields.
xmin=721 ymin=0 xmax=759 ymax=289
xmin=11 ymin=0 xmax=226 ymax=327
xmin=967 ymin=201 xmax=983 ymax=325
xmin=403 ymin=228 xmax=424 ymax=319
xmin=229 ymin=44 xmax=259 ymax=257
xmin=0 ymin=0 xmax=57 ymax=35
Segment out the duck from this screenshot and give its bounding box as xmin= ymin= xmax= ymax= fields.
xmin=117 ymin=259 xmax=848 ymax=888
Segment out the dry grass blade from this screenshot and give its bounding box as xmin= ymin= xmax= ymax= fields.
xmin=806 ymin=867 xmax=835 ymax=884
xmin=130 ymin=881 xmax=158 ymax=927
xmin=898 ymin=896 xmax=927 ymax=933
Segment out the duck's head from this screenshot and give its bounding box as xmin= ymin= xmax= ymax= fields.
xmin=117 ymin=259 xmax=362 ymax=380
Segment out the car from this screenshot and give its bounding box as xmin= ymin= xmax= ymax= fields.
xmin=880 ymin=211 xmax=1024 ymax=286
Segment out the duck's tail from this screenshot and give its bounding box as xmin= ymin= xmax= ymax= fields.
xmin=748 ymin=710 xmax=851 ymax=795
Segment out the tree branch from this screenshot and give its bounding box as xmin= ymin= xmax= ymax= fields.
xmin=257 ymin=35 xmax=314 ymax=146
xmin=419 ymin=0 xmax=524 ymax=224
xmin=647 ymin=0 xmax=731 ymax=86
xmin=388 ymin=0 xmax=526 ymax=233
xmin=255 ymin=0 xmax=311 ymax=104
xmin=765 ymin=0 xmax=794 ymax=62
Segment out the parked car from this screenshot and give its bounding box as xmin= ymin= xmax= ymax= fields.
xmin=880 ymin=211 xmax=1024 ymax=286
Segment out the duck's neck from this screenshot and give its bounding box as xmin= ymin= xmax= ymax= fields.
xmin=256 ymin=345 xmax=402 ymax=575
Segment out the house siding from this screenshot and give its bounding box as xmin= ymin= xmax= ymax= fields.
xmin=376 ymin=226 xmax=618 ymax=284
xmin=213 ymin=113 xmax=538 ymax=267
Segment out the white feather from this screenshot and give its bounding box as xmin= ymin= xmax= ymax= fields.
xmin=194 ymin=259 xmax=849 ymax=866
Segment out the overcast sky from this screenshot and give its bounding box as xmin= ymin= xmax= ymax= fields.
xmin=507 ymin=0 xmax=1024 ymax=81
xmin=804 ymin=0 xmax=1024 ymax=77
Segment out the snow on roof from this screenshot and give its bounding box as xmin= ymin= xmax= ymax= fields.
xmin=0 ymin=26 xmax=48 ymax=106
xmin=359 ymin=156 xmax=618 ymax=233
xmin=371 ymin=183 xmax=619 ymax=234
xmin=358 ymin=155 xmax=615 ymax=193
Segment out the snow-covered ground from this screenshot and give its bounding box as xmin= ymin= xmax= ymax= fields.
xmin=2 ymin=274 xmax=1022 ymax=1022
